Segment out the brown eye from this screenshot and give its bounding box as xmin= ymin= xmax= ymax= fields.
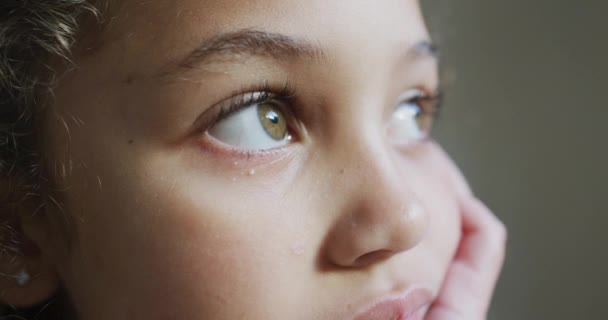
xmin=388 ymin=89 xmax=438 ymax=145
xmin=413 ymin=99 xmax=434 ymax=135
xmin=257 ymin=103 xmax=288 ymax=141
xmin=207 ymin=95 xmax=293 ymax=150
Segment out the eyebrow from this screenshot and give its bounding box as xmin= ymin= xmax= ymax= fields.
xmin=158 ymin=29 xmax=438 ymax=78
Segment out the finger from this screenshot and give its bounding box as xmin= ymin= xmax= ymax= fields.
xmin=426 ymin=197 xmax=507 ymax=320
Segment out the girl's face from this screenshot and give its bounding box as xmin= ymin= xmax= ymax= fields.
xmin=37 ymin=0 xmax=462 ymax=318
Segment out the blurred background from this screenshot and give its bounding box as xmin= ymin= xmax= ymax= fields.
xmin=422 ymin=1 xmax=608 ymax=319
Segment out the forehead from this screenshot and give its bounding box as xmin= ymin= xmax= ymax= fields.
xmin=93 ymin=0 xmax=429 ymax=75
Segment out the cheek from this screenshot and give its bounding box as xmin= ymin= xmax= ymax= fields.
xmin=129 ymin=180 xmax=325 ymax=319
xmin=63 ymin=157 xmax=310 ymax=319
xmin=424 ymin=182 xmax=461 ymax=271
xmin=398 ymin=144 xmax=463 ymax=282
xmin=420 ymin=147 xmax=463 ymax=273
xmin=129 ymin=210 xmax=275 ymax=317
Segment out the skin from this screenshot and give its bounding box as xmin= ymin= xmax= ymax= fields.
xmin=1 ymin=0 xmax=506 ymax=319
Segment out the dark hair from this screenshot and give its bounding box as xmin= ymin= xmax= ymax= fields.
xmin=1 ymin=1 xmax=102 ymax=318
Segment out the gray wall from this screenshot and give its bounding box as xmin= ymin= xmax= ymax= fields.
xmin=422 ymin=1 xmax=608 ymax=319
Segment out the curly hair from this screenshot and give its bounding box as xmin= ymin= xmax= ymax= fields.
xmin=1 ymin=1 xmax=103 ymax=318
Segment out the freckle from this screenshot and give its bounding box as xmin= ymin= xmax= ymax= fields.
xmin=339 ymin=168 xmax=345 ymax=174
xmin=248 ymin=169 xmax=256 ymax=176
xmin=128 ymin=139 xmax=134 ymax=145
xmin=124 ymin=74 xmax=134 ymax=84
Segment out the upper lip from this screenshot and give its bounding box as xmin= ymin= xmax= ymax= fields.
xmin=353 ymin=286 xmax=434 ymax=320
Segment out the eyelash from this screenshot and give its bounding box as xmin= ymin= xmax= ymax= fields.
xmin=414 ymin=89 xmax=444 ymax=119
xmin=207 ymin=84 xmax=442 ymax=123
xmin=211 ymin=82 xmax=297 ymax=127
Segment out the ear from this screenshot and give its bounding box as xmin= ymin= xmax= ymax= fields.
xmin=0 ymin=182 xmax=61 ymax=307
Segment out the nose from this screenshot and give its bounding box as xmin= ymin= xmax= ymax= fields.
xmin=324 ymin=148 xmax=429 ymax=269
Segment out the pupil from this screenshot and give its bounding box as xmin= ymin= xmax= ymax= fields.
xmin=266 ymin=111 xmax=280 ymax=124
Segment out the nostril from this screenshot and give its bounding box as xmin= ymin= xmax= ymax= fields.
xmin=353 ymin=249 xmax=394 ymax=267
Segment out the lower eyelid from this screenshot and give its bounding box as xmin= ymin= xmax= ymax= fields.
xmin=199 ymin=131 xmax=290 ymax=157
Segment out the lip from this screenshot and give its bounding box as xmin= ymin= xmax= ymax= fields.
xmin=353 ymin=287 xmax=433 ymax=320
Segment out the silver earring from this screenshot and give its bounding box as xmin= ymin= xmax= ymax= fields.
xmin=15 ymin=270 xmax=30 ymax=286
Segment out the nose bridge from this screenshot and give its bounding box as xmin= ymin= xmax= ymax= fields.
xmin=324 ymin=134 xmax=430 ymax=268
xmin=342 ymin=128 xmax=410 ymax=211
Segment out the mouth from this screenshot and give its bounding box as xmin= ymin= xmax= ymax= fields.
xmin=353 ymin=287 xmax=433 ymax=320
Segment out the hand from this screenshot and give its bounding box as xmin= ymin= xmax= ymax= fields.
xmin=426 ymin=196 xmax=507 ymax=320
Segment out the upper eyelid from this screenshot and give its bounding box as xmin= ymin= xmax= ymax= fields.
xmin=217 ymin=91 xmax=270 ymax=115
xmin=216 ymin=91 xmax=279 ymax=122
xmin=193 ymin=89 xmax=294 ymax=135
xmin=394 ymin=88 xmax=442 ymax=113
xmin=227 ymin=91 xmax=272 ymax=107
xmin=219 ymin=82 xmax=296 ymax=109
xmin=224 ymin=90 xmax=294 ymax=113
xmin=396 ymin=88 xmax=426 ymax=102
